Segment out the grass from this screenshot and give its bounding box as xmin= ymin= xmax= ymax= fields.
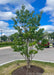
xmin=0 ymin=60 xmax=54 ymax=75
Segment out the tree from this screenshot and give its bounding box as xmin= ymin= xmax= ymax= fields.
xmin=12 ymin=5 xmax=47 ymax=69
xmin=48 ymin=32 xmax=54 ymax=40
xmin=9 ymin=33 xmax=18 ymax=41
xmin=1 ymin=35 xmax=7 ymax=41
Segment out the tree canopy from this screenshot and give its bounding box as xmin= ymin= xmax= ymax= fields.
xmin=1 ymin=35 xmax=7 ymax=41
xmin=48 ymin=32 xmax=54 ymax=40
xmin=12 ymin=5 xmax=47 ymax=68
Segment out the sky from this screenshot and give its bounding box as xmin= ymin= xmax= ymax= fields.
xmin=0 ymin=0 xmax=54 ymax=36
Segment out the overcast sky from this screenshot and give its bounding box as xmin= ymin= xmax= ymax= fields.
xmin=0 ymin=0 xmax=54 ymax=36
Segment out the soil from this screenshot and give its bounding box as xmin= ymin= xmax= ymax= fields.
xmin=12 ymin=65 xmax=44 ymax=75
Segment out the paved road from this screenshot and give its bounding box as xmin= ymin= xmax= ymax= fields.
xmin=0 ymin=47 xmax=54 ymax=66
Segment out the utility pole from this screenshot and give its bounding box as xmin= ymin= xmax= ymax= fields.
xmin=0 ymin=30 xmax=2 ymax=43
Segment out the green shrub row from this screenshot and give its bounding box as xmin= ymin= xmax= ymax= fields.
xmin=0 ymin=42 xmax=14 ymax=45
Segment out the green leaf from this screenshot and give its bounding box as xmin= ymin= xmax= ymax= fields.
xmin=29 ymin=50 xmax=38 ymax=54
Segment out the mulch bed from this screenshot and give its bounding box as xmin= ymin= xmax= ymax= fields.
xmin=12 ymin=65 xmax=44 ymax=75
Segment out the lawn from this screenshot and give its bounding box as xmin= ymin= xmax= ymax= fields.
xmin=0 ymin=60 xmax=54 ymax=75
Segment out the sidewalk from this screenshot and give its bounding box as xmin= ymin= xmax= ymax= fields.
xmin=0 ymin=46 xmax=11 ymax=50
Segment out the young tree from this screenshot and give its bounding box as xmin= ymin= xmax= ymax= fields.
xmin=12 ymin=5 xmax=46 ymax=69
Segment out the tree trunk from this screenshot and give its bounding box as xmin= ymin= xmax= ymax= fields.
xmin=26 ymin=39 xmax=31 ymax=69
xmin=27 ymin=58 xmax=30 ymax=69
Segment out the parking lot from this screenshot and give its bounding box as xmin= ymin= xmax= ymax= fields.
xmin=0 ymin=47 xmax=54 ymax=66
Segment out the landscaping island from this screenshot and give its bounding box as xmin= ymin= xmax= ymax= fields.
xmin=0 ymin=60 xmax=54 ymax=75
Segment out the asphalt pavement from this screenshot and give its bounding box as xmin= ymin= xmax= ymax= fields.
xmin=0 ymin=47 xmax=54 ymax=66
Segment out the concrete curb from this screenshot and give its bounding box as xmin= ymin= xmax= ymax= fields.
xmin=0 ymin=59 xmax=24 ymax=66
xmin=0 ymin=46 xmax=11 ymax=50
xmin=0 ymin=59 xmax=54 ymax=66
